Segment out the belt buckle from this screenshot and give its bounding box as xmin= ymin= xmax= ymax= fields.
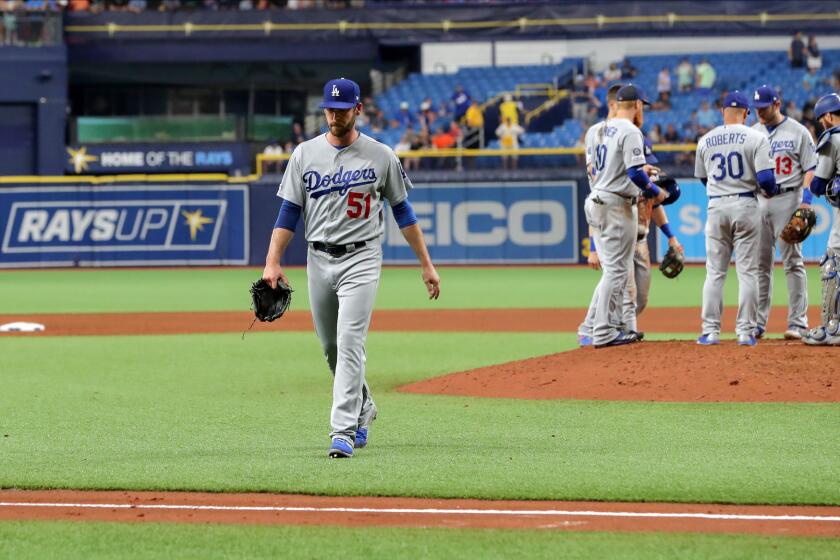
xmin=593 ymin=195 xmax=605 ymax=205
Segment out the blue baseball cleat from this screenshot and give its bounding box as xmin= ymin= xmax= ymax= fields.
xmin=593 ymin=330 xmax=639 ymax=349
xmin=354 ymin=427 xmax=368 ymax=449
xmin=754 ymin=326 xmax=765 ymax=339
xmin=578 ymin=334 xmax=593 ymax=347
xmin=696 ymin=333 xmax=720 ymax=345
xmin=738 ymin=334 xmax=757 ymax=347
xmin=328 ymin=438 xmax=354 ymax=459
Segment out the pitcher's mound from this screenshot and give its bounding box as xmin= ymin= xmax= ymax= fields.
xmin=398 ymin=340 xmax=839 ymax=403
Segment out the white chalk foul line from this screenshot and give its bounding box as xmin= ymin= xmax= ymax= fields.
xmin=1 ymin=502 xmax=840 ymax=523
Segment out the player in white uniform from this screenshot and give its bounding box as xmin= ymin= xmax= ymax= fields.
xmin=802 ymin=93 xmax=840 ymax=346
xmin=695 ymin=91 xmax=778 ymax=346
xmin=262 ymin=78 xmax=441 ymax=458
xmin=750 ymin=85 xmax=816 ymax=340
xmin=583 ymin=85 xmax=667 ymax=348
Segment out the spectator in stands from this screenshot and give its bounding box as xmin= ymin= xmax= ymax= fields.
xmin=593 ymin=78 xmax=608 ymax=119
xmin=696 ymin=100 xmax=717 ymax=134
xmin=789 ymin=31 xmax=806 ymax=68
xmin=239 ymin=0 xmax=253 ymax=9
xmin=694 ymin=58 xmax=716 ymax=94
xmin=495 ymin=116 xmax=525 ymax=170
xmin=684 ymin=110 xmax=700 ymax=141
xmin=450 ymin=84 xmax=471 ymax=121
xmin=676 ymin=58 xmax=693 ymax=92
xmin=395 ymin=101 xmax=414 ymax=128
xmin=465 ymin=99 xmax=484 ymax=128
xmin=654 ymin=66 xmax=672 ymax=110
xmin=784 ymin=100 xmax=803 ymax=121
xmin=499 ymin=93 xmax=522 ymax=126
xmin=394 ymin=130 xmax=419 ymax=171
xmin=604 ymin=62 xmax=621 ymax=83
xmin=1 ymin=1 xmax=19 ymax=45
xmin=648 ymin=123 xmax=663 ymax=144
xmin=127 ymin=0 xmax=146 ymax=12
xmin=803 ymin=67 xmax=821 ymax=91
xmin=69 ymin=0 xmax=91 ymax=11
xmin=432 ymin=123 xmax=456 ymax=152
xmin=291 ymin=122 xmax=306 ymax=145
xmin=663 ymin=123 xmax=680 ymax=144
xmin=261 ymin=139 xmax=283 ymax=175
xmin=369 ymin=109 xmax=387 ymax=133
xmin=412 ymin=126 xmax=430 ymax=169
xmin=418 ymin=98 xmax=437 ymax=130
xmin=807 ymin=35 xmax=822 ymax=70
xmin=571 ymin=74 xmax=591 ymax=123
xmin=620 ymin=57 xmax=637 ymax=80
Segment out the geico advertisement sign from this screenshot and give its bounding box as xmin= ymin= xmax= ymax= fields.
xmin=382 ymin=182 xmax=578 ymax=263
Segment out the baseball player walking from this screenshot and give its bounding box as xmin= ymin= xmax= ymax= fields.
xmin=262 ymin=78 xmax=441 ymax=458
xmin=583 ymin=84 xmax=667 ymax=348
xmin=751 ymin=85 xmax=816 ymax=340
xmin=802 ymin=93 xmax=840 ymax=345
xmin=695 ymin=91 xmax=778 ymax=346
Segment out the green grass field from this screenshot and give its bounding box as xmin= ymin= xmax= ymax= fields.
xmin=1 ymin=266 xmax=837 ymax=557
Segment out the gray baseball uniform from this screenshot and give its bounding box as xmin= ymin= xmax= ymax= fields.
xmin=812 ymin=131 xmax=840 ymax=332
xmin=695 ymin=124 xmax=774 ymax=336
xmin=583 ymin=118 xmax=644 ymax=345
xmin=752 ymin=117 xmax=816 ymax=332
xmin=278 ymin=132 xmax=411 ymax=445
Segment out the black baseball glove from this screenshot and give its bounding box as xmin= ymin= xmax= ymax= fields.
xmin=659 ymin=246 xmax=684 ymax=279
xmin=780 ymin=207 xmax=817 ymax=244
xmin=250 ymin=278 xmax=293 ymax=322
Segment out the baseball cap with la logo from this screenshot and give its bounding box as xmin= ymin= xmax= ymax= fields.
xmin=320 ymin=78 xmax=361 ymax=109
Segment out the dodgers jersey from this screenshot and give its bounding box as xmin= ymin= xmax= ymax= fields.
xmin=814 ymin=130 xmax=840 ymax=250
xmin=695 ymin=124 xmax=773 ymax=197
xmin=585 ymin=118 xmax=646 ymax=197
xmin=278 ymin=133 xmax=412 ymax=245
xmin=752 ymin=117 xmax=817 ymax=189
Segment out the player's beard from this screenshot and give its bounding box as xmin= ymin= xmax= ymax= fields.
xmin=329 ymin=113 xmax=357 ymax=139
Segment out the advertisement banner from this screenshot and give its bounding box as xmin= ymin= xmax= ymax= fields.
xmin=0 ymin=185 xmax=248 ymax=267
xmin=656 ymin=179 xmax=837 ymax=262
xmin=382 ymin=181 xmax=578 ymax=264
xmin=65 ymin=143 xmax=250 ymax=175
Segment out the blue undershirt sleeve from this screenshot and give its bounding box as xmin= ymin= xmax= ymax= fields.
xmin=626 ymin=165 xmax=662 ymax=198
xmin=802 ymin=188 xmax=814 ymax=205
xmin=810 ymin=176 xmax=829 ymax=197
xmin=756 ymin=169 xmax=778 ymax=196
xmin=274 ymin=199 xmax=302 ymax=231
xmin=391 ymin=199 xmax=418 ymax=229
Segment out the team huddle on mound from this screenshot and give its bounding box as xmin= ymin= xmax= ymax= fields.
xmin=580 ymin=83 xmax=840 ymax=348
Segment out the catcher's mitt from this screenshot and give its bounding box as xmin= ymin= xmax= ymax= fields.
xmin=250 ymin=278 xmax=293 ymax=322
xmin=659 ymin=246 xmax=684 ymax=279
xmin=780 ymin=208 xmax=817 ymax=244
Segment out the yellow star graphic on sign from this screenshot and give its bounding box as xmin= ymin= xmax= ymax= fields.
xmin=66 ymin=146 xmax=98 ymax=174
xmin=181 ymin=209 xmax=214 ymax=241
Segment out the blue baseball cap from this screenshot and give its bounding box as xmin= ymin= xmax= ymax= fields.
xmin=815 ymin=93 xmax=840 ymax=119
xmin=752 ymin=85 xmax=779 ymax=108
xmin=319 ymin=78 xmax=361 ymax=110
xmin=723 ymin=91 xmax=750 ymax=110
xmin=616 ymin=84 xmax=650 ymax=105
xmin=643 ymin=136 xmax=658 ymax=164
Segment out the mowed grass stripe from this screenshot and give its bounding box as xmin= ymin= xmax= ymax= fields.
xmin=2 ymin=332 xmax=838 ymax=505
xmin=0 ymin=266 xmax=823 ymax=313
xmin=1 ymin=521 xmax=839 ymax=560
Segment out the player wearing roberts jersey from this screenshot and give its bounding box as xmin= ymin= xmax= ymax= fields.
xmin=695 ymin=91 xmax=778 ymax=347
xmin=751 ymin=85 xmax=816 ymax=341
xmin=262 ymin=78 xmax=440 ymax=459
xmin=802 ymin=93 xmax=840 ymax=346
xmin=583 ymin=84 xmax=667 ymax=348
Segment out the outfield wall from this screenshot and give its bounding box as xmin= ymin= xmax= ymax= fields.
xmin=1 ymin=178 xmax=835 ymax=268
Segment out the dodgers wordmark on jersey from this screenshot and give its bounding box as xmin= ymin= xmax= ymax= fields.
xmin=751 ymin=117 xmax=816 ymax=189
xmin=585 ymin=118 xmax=647 ymax=197
xmin=279 ymin=133 xmax=411 ymax=245
xmin=695 ymin=124 xmax=774 ymax=196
